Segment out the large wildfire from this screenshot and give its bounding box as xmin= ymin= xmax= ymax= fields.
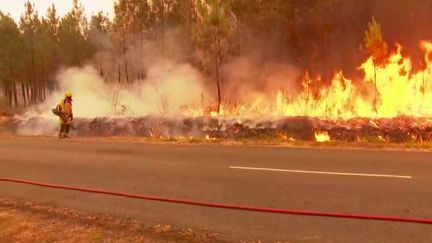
xmin=212 ymin=41 xmax=432 ymax=119
xmin=2 ymin=42 xmax=432 ymax=144
xmin=284 ymin=41 xmax=432 ymax=119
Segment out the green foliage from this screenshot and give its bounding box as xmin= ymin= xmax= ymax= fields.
xmin=195 ymin=0 xmax=232 ymax=41
xmin=89 ymin=11 xmax=112 ymax=52
xmin=0 ymin=11 xmax=24 ymax=106
xmin=0 ymin=12 xmax=22 ymax=71
xmin=90 ymin=12 xmax=110 ymax=34
xmin=58 ymin=0 xmax=92 ymax=66
xmin=0 ymin=12 xmax=23 ymax=74
xmin=46 ymin=3 xmax=59 ymax=37
xmin=193 ymin=0 xmax=237 ymax=68
xmin=193 ymin=0 xmax=238 ymax=113
xmin=113 ymin=0 xmax=151 ymax=43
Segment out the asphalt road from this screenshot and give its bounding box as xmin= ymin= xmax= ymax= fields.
xmin=0 ymin=137 xmax=431 ymax=242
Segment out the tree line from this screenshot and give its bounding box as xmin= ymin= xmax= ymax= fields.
xmin=0 ymin=0 xmax=405 ymax=111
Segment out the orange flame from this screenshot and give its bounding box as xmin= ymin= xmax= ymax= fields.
xmin=315 ymin=132 xmax=331 ymax=142
xmin=186 ymin=41 xmax=432 ymax=119
xmin=276 ymin=41 xmax=432 ymax=119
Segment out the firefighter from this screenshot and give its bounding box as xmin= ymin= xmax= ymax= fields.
xmin=54 ymin=91 xmax=74 ymax=139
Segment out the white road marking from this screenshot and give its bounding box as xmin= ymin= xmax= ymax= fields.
xmin=229 ymin=166 xmax=412 ymax=179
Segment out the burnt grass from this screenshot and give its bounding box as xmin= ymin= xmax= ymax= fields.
xmin=3 ymin=115 xmax=432 ymax=144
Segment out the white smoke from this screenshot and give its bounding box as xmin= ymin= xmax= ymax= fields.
xmin=34 ymin=61 xmax=207 ymax=118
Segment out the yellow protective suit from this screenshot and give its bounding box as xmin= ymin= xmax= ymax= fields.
xmin=57 ymin=99 xmax=73 ymax=124
xmin=56 ymin=98 xmax=73 ymax=138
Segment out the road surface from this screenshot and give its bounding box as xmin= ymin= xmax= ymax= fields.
xmin=0 ymin=137 xmax=431 ymax=242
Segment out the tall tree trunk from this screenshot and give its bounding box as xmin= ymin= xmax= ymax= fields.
xmin=122 ymin=40 xmax=129 ymax=83
xmin=32 ymin=81 xmax=37 ymax=104
xmin=21 ymin=83 xmax=27 ymax=108
xmin=3 ymin=86 xmax=9 ymax=107
xmin=118 ymin=62 xmax=122 ymax=83
xmin=125 ymin=61 xmax=130 ymax=83
xmin=373 ymin=59 xmax=378 ymax=112
xmin=215 ymin=54 xmax=221 ymax=114
xmin=99 ymin=54 xmax=104 ymax=77
xmin=139 ymin=32 xmax=144 ymax=81
xmin=31 ymin=43 xmax=36 ymax=104
xmin=236 ymin=15 xmax=241 ymax=55
xmin=323 ymin=28 xmax=328 ymax=82
xmin=161 ymin=0 xmax=166 ymax=59
xmin=25 ymin=84 xmax=30 ymax=105
xmin=7 ymin=83 xmax=12 ymax=107
xmin=215 ymin=20 xmax=222 ymax=114
xmin=42 ymin=68 xmax=47 ymax=101
xmin=38 ymin=83 xmax=43 ymax=102
xmin=42 ymin=82 xmax=45 ymax=101
xmin=13 ymin=82 xmax=18 ymax=107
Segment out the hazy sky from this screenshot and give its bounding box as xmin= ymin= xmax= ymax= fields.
xmin=0 ymin=0 xmax=115 ymax=21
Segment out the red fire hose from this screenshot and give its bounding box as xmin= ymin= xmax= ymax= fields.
xmin=1 ymin=177 xmax=432 ymax=225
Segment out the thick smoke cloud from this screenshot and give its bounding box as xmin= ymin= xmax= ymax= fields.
xmin=35 ymin=62 xmax=207 ymax=118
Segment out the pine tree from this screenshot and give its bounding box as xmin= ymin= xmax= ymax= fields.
xmin=20 ymin=1 xmax=41 ymax=104
xmin=58 ymin=0 xmax=92 ymax=66
xmin=194 ymin=0 xmax=237 ymax=114
xmin=364 ymin=16 xmax=388 ymax=111
xmin=89 ymin=11 xmax=112 ymax=77
xmin=0 ymin=12 xmax=24 ymax=107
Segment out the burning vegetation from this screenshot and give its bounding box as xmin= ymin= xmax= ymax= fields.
xmin=3 ymin=115 xmax=432 ymax=144
xmin=1 ymin=0 xmax=432 ymax=144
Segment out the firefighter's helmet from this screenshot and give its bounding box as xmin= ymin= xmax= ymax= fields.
xmin=64 ymin=91 xmax=73 ymax=98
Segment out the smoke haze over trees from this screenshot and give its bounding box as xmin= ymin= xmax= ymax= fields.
xmin=1 ymin=0 xmax=432 ymax=113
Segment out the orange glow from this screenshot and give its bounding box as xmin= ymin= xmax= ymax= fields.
xmin=315 ymin=132 xmax=331 ymax=142
xmin=277 ymin=42 xmax=432 ymax=119
xmin=195 ymin=42 xmax=432 ymax=119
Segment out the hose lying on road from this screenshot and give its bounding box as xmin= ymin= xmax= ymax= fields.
xmin=1 ymin=177 xmax=432 ymax=225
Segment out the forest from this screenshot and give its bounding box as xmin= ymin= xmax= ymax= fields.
xmin=1 ymin=0 xmax=432 ymax=116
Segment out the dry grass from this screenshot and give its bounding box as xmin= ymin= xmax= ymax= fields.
xmin=0 ymin=198 xmax=221 ymax=243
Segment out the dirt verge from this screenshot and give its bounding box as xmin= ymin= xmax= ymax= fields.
xmin=0 ymin=198 xmax=222 ymax=243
